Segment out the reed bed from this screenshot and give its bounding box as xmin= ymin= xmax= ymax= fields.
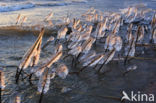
xmin=0 ymin=3 xmax=156 ymax=103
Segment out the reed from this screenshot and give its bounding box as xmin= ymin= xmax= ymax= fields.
xmin=16 ymin=14 xmax=21 ymax=25
xmin=124 ymin=37 xmax=135 ymax=65
xmin=0 ymin=70 xmax=5 ymax=102
xmin=16 ymin=28 xmax=45 ymax=83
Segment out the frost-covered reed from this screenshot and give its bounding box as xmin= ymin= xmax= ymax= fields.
xmin=13 ymin=4 xmax=156 ymax=103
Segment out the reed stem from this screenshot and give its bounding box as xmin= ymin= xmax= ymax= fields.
xmin=39 ymin=67 xmax=50 ymax=103
xmin=124 ymin=38 xmax=134 ymax=65
xmin=16 ymin=69 xmax=23 ymax=84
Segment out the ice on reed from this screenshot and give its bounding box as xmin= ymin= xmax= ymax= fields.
xmin=105 ymin=34 xmax=115 ymax=50
xmin=75 ymin=25 xmax=83 ymax=32
xmin=151 ymin=13 xmax=156 ymax=29
xmin=56 ymin=64 xmax=68 ymax=79
xmin=44 ymin=51 xmax=62 ymax=68
xmin=126 ymin=24 xmax=133 ymax=42
xmin=105 ymin=34 xmax=122 ymax=51
xmin=126 ymin=7 xmax=136 ymax=17
xmin=126 ymin=65 xmax=137 ymax=71
xmin=35 ymin=66 xmax=46 ymax=77
xmin=126 ymin=46 xmax=135 ymax=57
xmin=19 ymin=28 xmax=44 ymax=70
xmin=47 ymin=36 xmax=55 ymax=42
xmin=99 ymin=15 xmax=104 ymax=21
xmin=68 ymin=46 xmax=82 ymax=56
xmin=81 ymin=25 xmax=93 ymax=40
xmin=120 ymin=7 xmax=130 ymax=15
xmin=85 ymin=15 xmax=93 ymax=22
xmin=114 ymin=36 xmax=123 ymax=51
xmin=152 ymin=29 xmax=156 ymax=43
xmin=110 ymin=13 xmax=121 ymax=25
xmin=150 ymin=13 xmax=156 ymax=43
xmin=83 ymin=54 xmax=104 ymax=67
xmin=81 ymin=37 xmax=95 ymax=53
xmin=72 ymin=18 xmax=81 ymax=29
xmin=94 ymin=22 xmax=106 ymax=38
xmin=54 ymin=44 xmax=63 ymax=53
xmin=68 ymin=41 xmax=81 ymax=49
xmin=127 ymin=32 xmax=133 ymax=44
xmin=121 ymin=7 xmax=138 ymax=23
xmin=102 ymin=17 xmax=109 ymax=30
xmin=125 ymin=38 xmax=135 ymax=57
xmin=81 ymin=32 xmax=90 ymax=41
xmin=35 ymin=51 xmax=62 ymax=77
xmin=37 ymin=73 xmax=51 ymax=93
xmin=86 ymin=7 xmax=96 ymax=15
xmin=98 ymin=56 xmax=105 ymax=65
xmin=30 ymin=40 xmax=42 ymax=67
xmin=137 ymin=8 xmax=151 ymax=19
xmin=69 ymin=32 xmax=82 ymax=42
xmin=135 ymin=25 xmax=144 ymax=42
xmin=112 ymin=19 xmax=121 ymax=34
xmin=63 ymin=16 xmax=70 ymax=24
xmin=38 ymin=76 xmax=43 ymax=93
xmin=79 ymin=51 xmax=96 ymax=62
xmin=94 ymin=13 xmax=98 ymax=22
xmin=0 ymin=70 xmax=5 ymax=89
xmin=57 ymin=26 xmax=68 ymax=39
xmin=127 ymin=24 xmax=133 ymax=34
xmin=82 ymin=8 xmax=97 ymax=22
xmin=105 ymin=49 xmax=116 ymax=64
xmin=43 ymin=74 xmax=51 ymax=93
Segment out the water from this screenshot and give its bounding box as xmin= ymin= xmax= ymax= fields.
xmin=0 ymin=0 xmax=156 ymax=103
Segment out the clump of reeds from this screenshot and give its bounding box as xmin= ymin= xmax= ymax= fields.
xmin=12 ymin=4 xmax=156 ymax=103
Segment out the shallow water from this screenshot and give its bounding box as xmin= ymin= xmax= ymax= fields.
xmin=0 ymin=0 xmax=156 ymax=103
